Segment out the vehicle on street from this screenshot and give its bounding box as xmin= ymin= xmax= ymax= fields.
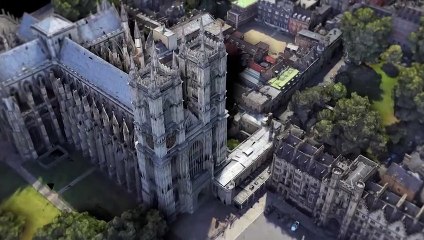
xmin=291 ymin=221 xmax=300 ymax=232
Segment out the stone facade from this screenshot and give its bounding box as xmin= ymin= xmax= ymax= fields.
xmin=257 ymin=0 xmax=294 ymax=33
xmin=227 ymin=0 xmax=259 ymax=28
xmin=270 ymin=128 xmax=424 ymax=240
xmin=0 ymin=1 xmax=227 ymax=219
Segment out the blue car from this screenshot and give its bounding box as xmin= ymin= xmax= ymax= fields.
xmin=291 ymin=221 xmax=300 ymax=232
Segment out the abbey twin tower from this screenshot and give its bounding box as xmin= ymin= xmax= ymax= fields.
xmin=0 ymin=1 xmax=227 ymax=218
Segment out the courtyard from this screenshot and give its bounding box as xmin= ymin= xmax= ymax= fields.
xmin=22 ymin=150 xmax=138 ymax=221
xmin=238 ymin=21 xmax=294 ymax=57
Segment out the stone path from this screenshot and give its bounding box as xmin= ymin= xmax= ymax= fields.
xmin=57 ymin=167 xmax=95 ymax=194
xmin=6 ymin=159 xmax=74 ymax=212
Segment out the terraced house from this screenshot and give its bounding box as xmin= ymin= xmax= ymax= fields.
xmin=270 ymin=127 xmax=424 ymax=240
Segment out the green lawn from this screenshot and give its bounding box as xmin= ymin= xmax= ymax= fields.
xmin=0 ymin=162 xmax=60 ymax=240
xmin=369 ymin=63 xmax=399 ymax=126
xmin=232 ymin=0 xmax=258 ymax=8
xmin=22 ymin=152 xmax=92 ymax=191
xmin=61 ymin=170 xmax=138 ymax=220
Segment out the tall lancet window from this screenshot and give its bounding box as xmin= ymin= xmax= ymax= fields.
xmin=188 ymin=140 xmax=203 ymax=178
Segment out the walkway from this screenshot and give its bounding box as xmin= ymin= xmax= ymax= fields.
xmin=216 ymin=194 xmax=267 ymax=240
xmin=57 ymin=167 xmax=95 ymax=194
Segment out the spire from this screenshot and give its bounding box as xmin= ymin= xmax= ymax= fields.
xmin=199 ymin=17 xmax=205 ymax=52
xmin=120 ymin=2 xmax=128 ymax=22
xmin=101 ymin=0 xmax=110 ymax=10
xmin=96 ymin=0 xmax=101 ymax=13
xmin=134 ymin=20 xmax=142 ymax=43
xmin=172 ymin=51 xmax=178 ymax=69
xmin=151 ymin=39 xmax=158 ymax=70
xmin=218 ymin=23 xmax=224 ymax=42
xmin=145 ymin=31 xmax=153 ymax=52
xmin=123 ymin=120 xmax=130 ymax=143
xmin=179 ymin=26 xmax=186 ymax=53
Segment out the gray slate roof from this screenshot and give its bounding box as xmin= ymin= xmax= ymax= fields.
xmin=77 ymin=7 xmax=121 ymax=44
xmin=58 ymin=38 xmax=131 ymax=108
xmin=17 ymin=13 xmax=39 ymax=42
xmin=32 ymin=15 xmax=74 ymax=37
xmin=0 ymin=39 xmax=49 ymax=81
xmin=386 ymin=163 xmax=423 ymax=193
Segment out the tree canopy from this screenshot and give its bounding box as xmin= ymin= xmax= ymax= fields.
xmin=34 ymin=212 xmax=107 ymax=240
xmin=52 ymin=0 xmax=118 ymax=21
xmin=341 ymin=7 xmax=392 ymax=65
xmin=380 ymin=45 xmax=403 ymax=64
xmin=0 ymin=210 xmax=26 ymax=240
xmin=288 ymin=83 xmax=387 ymax=160
xmin=314 ymin=93 xmax=388 ymax=159
xmin=409 ymin=17 xmax=424 ymax=63
xmin=288 ymin=83 xmax=347 ymax=130
xmin=98 ymin=207 xmax=167 ymax=240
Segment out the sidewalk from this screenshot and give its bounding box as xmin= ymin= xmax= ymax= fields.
xmin=216 ymin=194 xmax=267 ymax=240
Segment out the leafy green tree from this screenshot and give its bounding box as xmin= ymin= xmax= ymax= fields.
xmin=380 ymin=45 xmax=403 ymax=64
xmin=341 ymin=7 xmax=392 ymax=64
xmin=98 ymin=207 xmax=167 ymax=240
xmin=394 ymin=63 xmax=424 ymax=123
xmin=0 ymin=210 xmax=26 ymax=240
xmin=52 ymin=0 xmax=118 ymax=21
xmin=409 ymin=17 xmax=424 ymax=63
xmin=288 ymin=83 xmax=347 ymax=130
xmin=184 ymin=0 xmax=200 ymax=11
xmin=34 ymin=212 xmax=106 ymax=240
xmin=314 ymin=93 xmax=387 ymax=159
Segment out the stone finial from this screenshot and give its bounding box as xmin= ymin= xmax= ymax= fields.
xmin=120 ymin=2 xmax=128 ymax=22
xmin=134 ymin=20 xmax=142 ymax=42
xmin=172 ymin=51 xmax=178 ymax=69
xmin=123 ymin=120 xmax=130 ymax=143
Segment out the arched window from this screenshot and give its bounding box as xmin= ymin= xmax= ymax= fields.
xmin=189 ymin=140 xmax=203 ymax=178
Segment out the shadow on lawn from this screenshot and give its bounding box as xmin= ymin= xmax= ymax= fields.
xmin=336 ymin=64 xmax=383 ymax=101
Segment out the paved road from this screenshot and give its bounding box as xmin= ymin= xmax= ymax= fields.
xmin=235 ymin=193 xmax=337 ymax=240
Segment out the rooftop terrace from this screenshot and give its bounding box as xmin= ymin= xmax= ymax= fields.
xmin=268 ymin=67 xmax=299 ymax=90
xmin=233 ymin=0 xmax=259 ymax=8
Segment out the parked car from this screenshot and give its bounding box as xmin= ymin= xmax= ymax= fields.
xmin=291 ymin=221 xmax=300 ymax=232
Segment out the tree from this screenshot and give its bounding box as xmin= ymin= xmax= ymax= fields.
xmin=184 ymin=0 xmax=199 ymax=11
xmin=313 ymin=93 xmax=387 ymax=160
xmin=98 ymin=207 xmax=168 ymax=240
xmin=380 ymin=45 xmax=403 ymax=64
xmin=288 ymin=83 xmax=347 ymax=130
xmin=0 ymin=210 xmax=26 ymax=240
xmin=52 ymin=0 xmax=118 ymax=21
xmin=409 ymin=17 xmax=424 ymax=63
xmin=341 ymin=7 xmax=392 ymax=65
xmin=34 ymin=212 xmax=106 ymax=240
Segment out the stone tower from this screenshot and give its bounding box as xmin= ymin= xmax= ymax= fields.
xmin=129 ymin=20 xmax=228 ymax=218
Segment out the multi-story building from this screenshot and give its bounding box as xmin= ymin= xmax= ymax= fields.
xmin=270 ymin=127 xmax=424 ymax=240
xmin=227 ymin=0 xmax=259 ymax=28
xmin=257 ymin=0 xmax=295 ymax=33
xmin=380 ymin=163 xmax=423 ymax=202
xmin=0 ymin=1 xmax=228 ymax=219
